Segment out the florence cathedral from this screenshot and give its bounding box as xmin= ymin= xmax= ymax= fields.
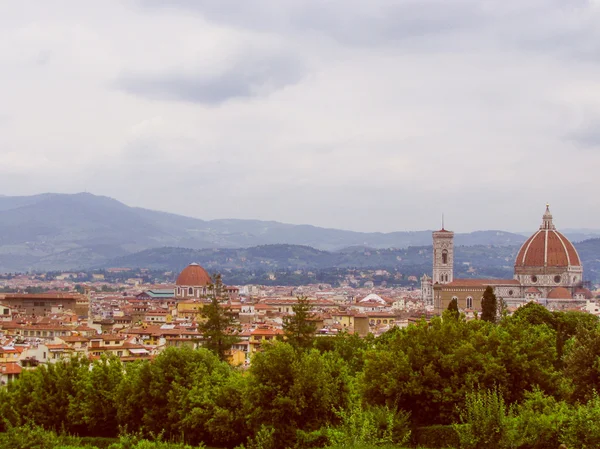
xmin=421 ymin=205 xmax=593 ymax=315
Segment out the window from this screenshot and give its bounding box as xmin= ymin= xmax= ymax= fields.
xmin=466 ymin=296 xmax=473 ymax=308
xmin=188 ymin=287 xmax=193 ymax=295
xmin=554 ymin=275 xmax=561 ymax=283
xmin=531 ymin=275 xmax=538 ymax=283
xmin=442 ymin=250 xmax=448 ymax=264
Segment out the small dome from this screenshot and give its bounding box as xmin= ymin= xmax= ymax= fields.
xmin=515 ymin=206 xmax=581 ymax=268
xmin=575 ymin=288 xmax=593 ymax=299
xmin=176 ymin=263 xmax=212 ymax=286
xmin=547 ymin=287 xmax=572 ymax=300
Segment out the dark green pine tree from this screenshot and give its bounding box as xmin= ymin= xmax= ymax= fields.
xmin=198 ymin=273 xmax=239 ymax=361
xmin=283 ymin=295 xmax=317 ymax=350
xmin=447 ymin=297 xmax=459 ymax=319
xmin=481 ymin=286 xmax=498 ymax=323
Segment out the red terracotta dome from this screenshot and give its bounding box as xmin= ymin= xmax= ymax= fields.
xmin=176 ymin=263 xmax=212 ymax=286
xmin=575 ymin=287 xmax=593 ymax=299
xmin=515 ymin=206 xmax=581 ymax=268
xmin=547 ymin=287 xmax=572 ymax=299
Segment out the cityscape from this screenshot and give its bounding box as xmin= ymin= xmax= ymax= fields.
xmin=1 ymin=203 xmax=598 ymax=373
xmin=2 ymin=1 xmax=600 ymax=448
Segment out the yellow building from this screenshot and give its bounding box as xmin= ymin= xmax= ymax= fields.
xmin=176 ymin=300 xmax=206 ymax=321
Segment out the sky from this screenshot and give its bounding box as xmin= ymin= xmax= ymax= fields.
xmin=1 ymin=1 xmax=600 ymax=233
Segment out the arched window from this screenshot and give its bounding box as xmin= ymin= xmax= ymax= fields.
xmin=442 ymin=250 xmax=448 ymax=264
xmin=188 ymin=287 xmax=193 ymax=295
xmin=466 ymin=296 xmax=473 ymax=309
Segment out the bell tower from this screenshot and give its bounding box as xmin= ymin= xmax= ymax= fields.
xmin=432 ymin=223 xmax=454 ymax=285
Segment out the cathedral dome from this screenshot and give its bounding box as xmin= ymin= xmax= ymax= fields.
xmin=176 ymin=263 xmax=212 ymax=286
xmin=515 ymin=205 xmax=581 ymax=268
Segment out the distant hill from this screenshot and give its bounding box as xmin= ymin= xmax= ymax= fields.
xmin=0 ymin=192 xmax=533 ymax=272
xmin=103 ymin=239 xmax=600 ymax=284
xmin=102 ymin=243 xmax=519 ymax=281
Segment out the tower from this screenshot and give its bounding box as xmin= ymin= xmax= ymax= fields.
xmin=432 ymin=227 xmax=454 ymax=285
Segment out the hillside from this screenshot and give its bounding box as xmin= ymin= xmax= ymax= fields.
xmin=0 ymin=192 xmax=537 ymax=272
xmin=103 ymin=243 xmax=520 ymax=280
xmin=103 ymin=239 xmax=600 ymax=284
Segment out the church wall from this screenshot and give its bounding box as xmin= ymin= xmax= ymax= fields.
xmin=434 ymin=286 xmax=484 ymax=314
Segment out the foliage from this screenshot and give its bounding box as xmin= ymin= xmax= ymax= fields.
xmin=79 ymin=437 xmax=120 ymax=448
xmin=481 ymin=286 xmax=497 ymax=323
xmin=503 ymin=388 xmax=570 ymax=449
xmin=199 ymin=273 xmax=240 ymax=361
xmin=0 ymin=423 xmax=79 ymax=449
xmin=115 ymin=346 xmax=242 ymax=447
xmin=326 ymin=399 xmax=410 ymax=447
xmin=283 ymin=296 xmax=317 ymax=351
xmin=453 ymin=388 xmax=509 ymax=449
xmin=68 ymin=356 xmax=125 ymax=436
xmin=411 ymin=425 xmax=460 ymax=448
xmin=563 ymin=324 xmax=600 ymax=403
xmin=4 ymin=309 xmax=600 ymax=448
xmin=447 ymin=298 xmax=459 ymax=319
xmin=247 ymin=343 xmax=351 ymax=447
xmin=1 ymin=356 xmax=90 ymax=434
xmin=561 ymin=392 xmax=600 ymax=449
xmin=512 ymin=301 xmax=556 ymax=328
xmin=242 ymin=425 xmax=276 ymax=449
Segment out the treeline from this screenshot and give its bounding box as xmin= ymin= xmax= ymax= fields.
xmin=2 ymin=303 xmax=600 ymax=448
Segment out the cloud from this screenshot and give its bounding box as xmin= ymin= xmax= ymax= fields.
xmin=566 ymin=123 xmax=600 ymax=148
xmin=2 ymin=0 xmax=600 ymax=233
xmin=138 ymin=0 xmax=599 ymax=53
xmin=114 ymin=51 xmax=304 ymax=105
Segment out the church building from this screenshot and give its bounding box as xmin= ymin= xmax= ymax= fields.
xmin=421 ymin=205 xmax=593 ymax=315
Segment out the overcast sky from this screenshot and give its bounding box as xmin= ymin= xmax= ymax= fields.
xmin=1 ymin=1 xmax=599 ymax=233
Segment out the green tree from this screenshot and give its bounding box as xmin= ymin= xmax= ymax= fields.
xmin=447 ymin=298 xmax=459 ymax=319
xmin=282 ymin=296 xmax=316 ymax=351
xmin=511 ymin=301 xmax=556 ymax=327
xmin=67 ymin=355 xmax=124 ymax=436
xmin=199 ymin=274 xmax=239 ymax=361
xmin=0 ymin=356 xmax=89 ymax=434
xmin=115 ymin=347 xmax=233 ymax=443
xmin=563 ymin=324 xmax=600 ymax=403
xmin=481 ymin=286 xmax=497 ymax=323
xmin=246 ymin=342 xmax=351 ymax=447
xmin=561 ymin=393 xmax=600 ymax=448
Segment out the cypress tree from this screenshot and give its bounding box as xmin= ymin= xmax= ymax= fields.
xmin=481 ymin=286 xmax=497 ymax=323
xmin=447 ymin=297 xmax=459 ymax=319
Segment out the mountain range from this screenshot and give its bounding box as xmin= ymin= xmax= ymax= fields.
xmin=0 ymin=192 xmax=598 ymax=275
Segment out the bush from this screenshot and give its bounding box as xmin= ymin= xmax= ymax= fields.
xmin=453 ymin=388 xmax=509 ymax=449
xmin=0 ymin=423 xmax=80 ymax=449
xmin=503 ymin=388 xmax=570 ymax=449
xmin=294 ymin=428 xmax=330 ymax=449
xmin=561 ymin=392 xmax=600 ymax=449
xmin=327 ymin=401 xmax=411 ymax=447
xmin=79 ymin=437 xmax=119 ymax=448
xmin=107 ymin=433 xmax=198 ymax=449
xmin=412 ymin=425 xmax=460 ymax=448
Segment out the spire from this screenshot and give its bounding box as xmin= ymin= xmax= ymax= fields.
xmin=541 ymin=204 xmax=555 ymax=230
xmin=441 ymin=213 xmax=445 ymax=231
